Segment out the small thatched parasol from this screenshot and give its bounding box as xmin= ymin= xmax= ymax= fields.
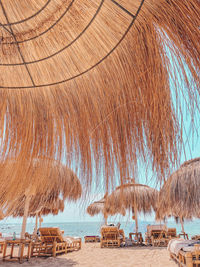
xmin=0 ymin=159 xmax=82 ymax=215
xmin=0 ymin=159 xmax=81 ymax=239
xmin=156 ymin=157 xmax=200 ymax=231
xmin=12 ymin=197 xmax=65 ymax=236
xmin=105 ymin=181 xmax=158 ymax=233
xmin=0 ymin=0 xmax=199 ymax=192
xmin=87 ymin=195 xmax=108 ymax=224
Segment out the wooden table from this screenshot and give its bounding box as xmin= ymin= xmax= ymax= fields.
xmin=3 ymin=239 xmax=32 ymax=263
xmin=129 ymin=232 xmax=143 ymax=245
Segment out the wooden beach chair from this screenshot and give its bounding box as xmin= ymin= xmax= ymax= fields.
xmin=31 ymin=227 xmax=81 ymax=257
xmin=129 ymin=232 xmax=143 ymax=245
xmin=168 ymin=239 xmax=200 ymax=267
xmin=167 ymin=228 xmax=177 ymax=239
xmin=145 ymin=224 xmax=168 ymax=246
xmin=100 ymin=226 xmax=123 ymax=248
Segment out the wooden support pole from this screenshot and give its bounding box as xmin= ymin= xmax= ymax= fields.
xmin=39 ymin=215 xmax=42 ymax=228
xmin=33 ymin=212 xmax=38 ymax=237
xmin=180 ymin=217 xmax=185 ymax=233
xmin=133 ymin=197 xmax=138 ymax=234
xmin=21 ymin=196 xmax=31 ymax=239
xmin=104 ymin=214 xmax=108 ymax=225
xmin=19 ymin=195 xmax=31 ymax=258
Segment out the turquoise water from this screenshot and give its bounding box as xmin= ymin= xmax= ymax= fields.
xmin=0 ymin=220 xmax=199 ymax=240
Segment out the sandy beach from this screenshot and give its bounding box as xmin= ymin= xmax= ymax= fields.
xmin=0 ymin=243 xmax=177 ymax=267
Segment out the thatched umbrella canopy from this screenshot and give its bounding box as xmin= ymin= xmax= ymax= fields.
xmin=0 ymin=159 xmax=82 ymax=215
xmin=87 ymin=199 xmax=105 ymax=217
xmin=105 ymin=183 xmax=158 ymax=232
xmin=0 ymin=159 xmax=81 ymax=238
xmin=87 ymin=196 xmax=109 ymax=224
xmin=87 ymin=193 xmax=126 ymax=224
xmin=156 ymin=157 xmax=200 ymax=230
xmin=0 ymin=0 xmax=199 ymax=192
xmin=12 ymin=197 xmax=65 ymax=218
xmin=12 ymin=197 xmax=65 ymax=235
xmin=38 ymin=198 xmax=65 ymax=217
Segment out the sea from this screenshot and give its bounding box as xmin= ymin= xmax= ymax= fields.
xmin=0 ymin=220 xmax=199 ymax=240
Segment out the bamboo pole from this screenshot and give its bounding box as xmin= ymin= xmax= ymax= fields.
xmin=180 ymin=217 xmax=185 ymax=233
xmin=19 ymin=195 xmax=31 ymax=258
xmin=39 ymin=215 xmax=42 ymax=228
xmin=20 ymin=196 xmax=31 ymax=239
xmin=33 ymin=212 xmax=38 ymax=237
xmin=104 ymin=214 xmax=107 ymax=225
xmin=132 ymin=205 xmax=138 ymax=233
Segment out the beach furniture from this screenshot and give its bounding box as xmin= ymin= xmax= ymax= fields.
xmin=167 ymin=228 xmax=177 ymax=239
xmin=168 ymin=239 xmax=200 ymax=267
xmin=100 ymin=226 xmax=124 ymax=248
xmin=145 ymin=224 xmax=168 ymax=246
xmin=31 ymin=227 xmax=81 ymax=257
xmin=192 ymin=235 xmax=200 ymax=241
xmin=84 ymin=236 xmax=100 ymax=243
xmin=129 ymin=232 xmax=143 ymax=245
xmin=178 ymin=232 xmax=189 ymax=240
xmin=3 ymin=239 xmax=32 ymax=263
xmin=0 ymin=241 xmax=4 ymax=253
xmin=0 ymin=238 xmax=5 ymax=253
xmin=119 ymin=229 xmax=125 ymax=243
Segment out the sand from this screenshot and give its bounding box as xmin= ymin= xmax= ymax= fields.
xmin=0 ymin=243 xmax=177 ymax=267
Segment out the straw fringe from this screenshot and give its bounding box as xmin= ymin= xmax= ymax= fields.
xmin=87 ymin=198 xmax=105 ymax=216
xmin=156 ymin=157 xmax=200 ymax=220
xmin=0 ymin=159 xmax=82 ymax=216
xmin=12 ymin=198 xmax=65 ymax=218
xmin=105 ymin=183 xmax=158 ymax=215
xmin=0 ymin=0 xmax=199 ymax=192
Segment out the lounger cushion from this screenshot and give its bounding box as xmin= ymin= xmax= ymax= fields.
xmin=168 ymin=239 xmax=196 ymax=255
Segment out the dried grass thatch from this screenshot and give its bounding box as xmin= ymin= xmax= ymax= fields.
xmin=0 ymin=0 xmax=199 ymax=190
xmin=87 ymin=197 xmax=106 ymax=217
xmin=0 ymin=159 xmax=82 ymax=216
xmin=39 ymin=198 xmax=65 ymax=217
xmin=12 ymin=197 xmax=65 ymax=218
xmin=105 ymin=183 xmax=158 ymax=215
xmin=156 ymin=157 xmax=200 ymax=220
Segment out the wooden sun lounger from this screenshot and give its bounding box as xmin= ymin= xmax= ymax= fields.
xmin=150 ymin=230 xmax=168 ymax=247
xmin=31 ymin=227 xmax=81 ymax=258
xmin=167 ymin=228 xmax=177 ymax=239
xmin=170 ymin=244 xmax=200 ymax=267
xmin=145 ymin=225 xmax=169 ymax=246
xmin=100 ymin=226 xmax=123 ymax=248
xmin=129 ymin=232 xmax=143 ymax=245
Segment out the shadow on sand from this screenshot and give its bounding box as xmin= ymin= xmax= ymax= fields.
xmin=0 ymin=257 xmax=78 ymax=266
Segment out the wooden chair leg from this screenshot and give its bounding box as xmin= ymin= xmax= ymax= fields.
xmin=27 ymin=242 xmax=32 ymax=259
xmin=53 ymin=242 xmax=56 ymax=257
xmin=3 ymin=242 xmax=7 ymax=261
xmin=185 ymin=253 xmax=193 ymax=267
xmin=10 ymin=243 xmax=14 ymax=258
xmin=19 ymin=243 xmax=25 ymax=263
